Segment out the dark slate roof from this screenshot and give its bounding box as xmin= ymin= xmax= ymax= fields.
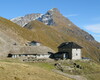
xmin=10 ymin=46 xmax=55 ymax=55
xmin=58 ymin=42 xmax=82 ymax=48
xmin=55 ymin=52 xmax=69 ymax=55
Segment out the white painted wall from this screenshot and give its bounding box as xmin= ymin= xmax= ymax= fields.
xmin=12 ymin=54 xmax=50 ymax=59
xmin=36 ymin=54 xmax=50 ymax=58
xmin=36 ymin=43 xmax=41 ymax=46
xmin=72 ymin=49 xmax=81 ymax=60
xmin=27 ymin=55 xmax=36 ymax=58
xmin=12 ymin=55 xmax=16 ymax=58
xmin=12 ymin=54 xmax=20 ymax=58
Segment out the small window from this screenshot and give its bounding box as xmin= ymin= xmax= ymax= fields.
xmin=76 ymin=54 xmax=78 ymax=56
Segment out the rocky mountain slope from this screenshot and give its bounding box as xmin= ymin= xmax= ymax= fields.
xmin=11 ymin=13 xmax=42 ymax=27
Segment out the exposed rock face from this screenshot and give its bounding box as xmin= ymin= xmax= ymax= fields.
xmin=37 ymin=8 xmax=74 ymax=26
xmin=11 ymin=13 xmax=42 ymax=27
xmin=39 ymin=8 xmax=95 ymax=41
xmin=37 ymin=8 xmax=58 ymax=25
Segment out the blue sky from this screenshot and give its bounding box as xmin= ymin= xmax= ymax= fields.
xmin=0 ymin=0 xmax=100 ymax=42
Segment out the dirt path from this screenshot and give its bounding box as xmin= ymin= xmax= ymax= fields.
xmin=53 ymin=70 xmax=87 ymax=80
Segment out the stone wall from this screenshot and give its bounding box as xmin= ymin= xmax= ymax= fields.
xmin=72 ymin=49 xmax=81 ymax=60
xmin=11 ymin=54 xmax=50 ymax=59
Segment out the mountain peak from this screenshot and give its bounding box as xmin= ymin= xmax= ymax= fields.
xmin=37 ymin=8 xmax=61 ymax=26
xmin=49 ymin=8 xmax=59 ymax=12
xmin=47 ymin=8 xmax=60 ymax=14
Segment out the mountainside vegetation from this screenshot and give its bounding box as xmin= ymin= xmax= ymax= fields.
xmin=0 ymin=17 xmax=38 ymax=42
xmin=0 ymin=17 xmax=45 ymax=56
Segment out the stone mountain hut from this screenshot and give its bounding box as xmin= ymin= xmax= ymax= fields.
xmin=54 ymin=42 xmax=82 ymax=60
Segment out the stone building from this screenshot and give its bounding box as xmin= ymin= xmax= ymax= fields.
xmin=8 ymin=46 xmax=54 ymax=59
xmin=54 ymin=42 xmax=82 ymax=60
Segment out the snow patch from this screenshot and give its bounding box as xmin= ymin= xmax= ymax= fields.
xmin=11 ymin=17 xmax=22 ymax=21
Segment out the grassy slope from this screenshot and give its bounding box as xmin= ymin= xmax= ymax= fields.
xmin=74 ymin=60 xmax=100 ymax=80
xmin=0 ymin=59 xmax=72 ymax=80
xmin=24 ymin=20 xmax=76 ymax=50
xmin=55 ymin=60 xmax=100 ymax=80
xmin=1 ymin=58 xmax=100 ymax=80
xmin=0 ymin=17 xmax=38 ymax=43
xmin=24 ymin=20 xmax=100 ymax=62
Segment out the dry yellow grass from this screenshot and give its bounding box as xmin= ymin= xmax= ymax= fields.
xmin=0 ymin=61 xmax=72 ymax=80
xmin=0 ymin=17 xmax=37 ymax=43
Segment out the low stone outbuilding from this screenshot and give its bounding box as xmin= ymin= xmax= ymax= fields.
xmin=8 ymin=46 xmax=54 ymax=59
xmin=54 ymin=42 xmax=82 ymax=60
